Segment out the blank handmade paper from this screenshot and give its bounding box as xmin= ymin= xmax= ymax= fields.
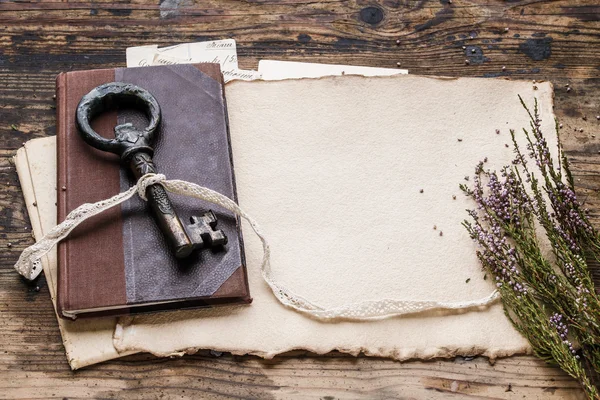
xmin=113 ymin=75 xmax=556 ymax=360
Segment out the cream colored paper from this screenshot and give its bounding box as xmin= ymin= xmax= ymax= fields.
xmin=113 ymin=75 xmax=554 ymax=361
xmin=125 ymin=45 xmax=158 ymax=67
xmin=258 ymin=60 xmax=408 ymax=79
xmin=155 ymin=40 xmax=238 ymax=68
xmin=15 ymin=138 xmax=133 ymax=369
xmin=126 ymin=40 xmax=238 ymax=69
xmin=125 ymin=40 xmax=260 ymax=82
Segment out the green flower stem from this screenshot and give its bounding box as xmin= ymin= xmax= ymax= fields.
xmin=462 ymin=98 xmax=600 ymax=399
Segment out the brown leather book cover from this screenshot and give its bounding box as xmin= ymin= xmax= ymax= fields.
xmin=56 ymin=64 xmax=250 ymax=319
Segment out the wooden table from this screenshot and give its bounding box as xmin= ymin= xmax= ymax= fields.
xmin=0 ymin=1 xmax=598 ymax=398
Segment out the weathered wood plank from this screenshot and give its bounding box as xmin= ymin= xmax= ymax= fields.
xmin=0 ymin=0 xmax=599 ymax=398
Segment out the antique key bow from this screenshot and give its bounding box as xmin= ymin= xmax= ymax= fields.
xmin=75 ymin=82 xmax=227 ymax=258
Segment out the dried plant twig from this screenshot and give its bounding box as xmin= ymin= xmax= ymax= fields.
xmin=461 ymin=97 xmax=600 ymax=399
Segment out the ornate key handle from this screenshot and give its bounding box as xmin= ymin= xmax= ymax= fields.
xmin=76 ymin=82 xmax=161 ymax=161
xmin=75 ymin=82 xmax=227 ymax=259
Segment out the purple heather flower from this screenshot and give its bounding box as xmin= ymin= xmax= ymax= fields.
xmin=549 ymin=313 xmax=578 ymax=356
xmin=563 ymin=263 xmax=576 ymax=278
xmin=464 ymin=99 xmax=599 ymax=379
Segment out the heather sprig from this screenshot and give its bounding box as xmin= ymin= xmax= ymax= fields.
xmin=462 ymin=97 xmax=600 ymax=399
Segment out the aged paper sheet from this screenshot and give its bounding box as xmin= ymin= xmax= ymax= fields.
xmin=125 ymin=40 xmax=261 ymax=82
xmin=113 ymin=75 xmax=555 ymax=361
xmin=21 ymin=60 xmax=412 ymax=368
xmin=126 ymin=40 xmax=238 ymax=69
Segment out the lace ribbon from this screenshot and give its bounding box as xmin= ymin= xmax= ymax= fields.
xmin=14 ymin=173 xmax=499 ymax=320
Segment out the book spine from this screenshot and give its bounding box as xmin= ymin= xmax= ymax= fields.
xmin=218 ymin=72 xmax=251 ymax=302
xmin=55 ymin=72 xmax=72 ymax=318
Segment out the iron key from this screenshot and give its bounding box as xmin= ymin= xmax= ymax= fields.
xmin=75 ymin=82 xmax=227 ymax=259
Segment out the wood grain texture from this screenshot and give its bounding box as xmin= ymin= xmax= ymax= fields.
xmin=0 ymin=0 xmax=599 ymax=398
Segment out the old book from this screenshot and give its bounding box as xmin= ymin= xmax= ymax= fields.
xmin=56 ymin=64 xmax=250 ymax=319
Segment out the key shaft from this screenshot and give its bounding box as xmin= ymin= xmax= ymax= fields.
xmin=129 ymin=152 xmax=194 ymax=258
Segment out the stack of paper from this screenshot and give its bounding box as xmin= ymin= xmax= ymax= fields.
xmin=16 ymin=42 xmax=556 ymax=369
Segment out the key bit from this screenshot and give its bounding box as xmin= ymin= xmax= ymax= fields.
xmin=186 ymin=211 xmax=228 ymax=249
